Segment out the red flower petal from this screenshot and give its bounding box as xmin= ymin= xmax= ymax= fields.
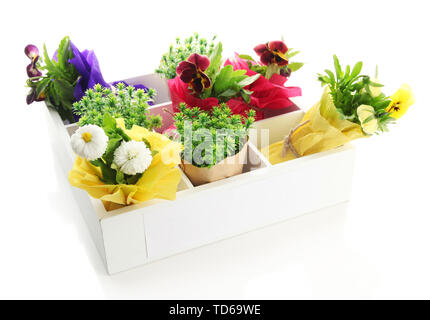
xmin=200 ymin=72 xmax=211 ymax=89
xmin=187 ymin=53 xmax=210 ymax=71
xmin=268 ymin=41 xmax=288 ymax=54
xmin=274 ymin=54 xmax=289 ymax=66
xmin=190 ymin=78 xmax=204 ymax=93
xmin=177 ymin=61 xmax=196 ymax=76
xmin=259 ymin=51 xmax=274 ymax=66
xmin=179 ymin=68 xmax=196 ymax=83
xmin=253 ymin=44 xmax=268 ymax=56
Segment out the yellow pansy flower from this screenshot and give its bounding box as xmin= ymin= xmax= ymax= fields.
xmin=357 ymin=105 xmax=378 ymax=135
xmin=386 ymin=84 xmax=415 ymax=119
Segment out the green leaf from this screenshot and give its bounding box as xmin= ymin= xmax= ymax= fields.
xmin=350 ymin=61 xmax=363 ymax=79
xmin=102 ymin=137 xmax=122 ymax=167
xmin=206 ymin=42 xmax=223 ymax=78
xmin=56 ymin=36 xmax=70 ymax=71
xmin=115 ymin=127 xmax=131 ymax=142
xmin=151 ymin=150 xmax=159 ymax=157
xmin=324 ymin=69 xmax=336 ymax=84
xmin=102 ymin=113 xmax=117 ymax=131
xmin=35 ymin=78 xmax=51 ymax=97
xmin=219 ymin=89 xmax=237 ymax=97
xmin=231 ymin=69 xmax=247 ymax=83
xmin=115 ymin=170 xmax=126 ymax=184
xmin=241 ymin=91 xmax=251 ymax=104
xmin=288 ymin=62 xmax=304 ymax=72
xmin=286 ymin=50 xmax=300 ymax=59
xmin=126 ymin=173 xmax=143 ymax=185
xmin=141 ymin=137 xmax=152 ymax=150
xmin=370 ymin=81 xmax=384 ymax=87
xmin=343 ymin=65 xmax=350 ymax=81
xmin=333 ymin=55 xmax=343 ymax=80
xmin=90 ymin=159 xmax=117 ymax=184
xmin=213 ymin=65 xmax=233 ymax=94
xmin=43 ymin=44 xmax=56 ymax=74
xmin=238 ymin=54 xmax=255 ymax=62
xmin=237 ymin=74 xmax=260 ymax=87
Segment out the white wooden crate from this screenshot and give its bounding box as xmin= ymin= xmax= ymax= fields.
xmin=45 ymin=74 xmax=355 ymax=274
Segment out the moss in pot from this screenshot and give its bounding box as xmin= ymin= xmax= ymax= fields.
xmin=173 ymin=103 xmax=255 ymax=186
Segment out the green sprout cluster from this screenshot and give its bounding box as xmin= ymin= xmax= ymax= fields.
xmin=318 ymin=55 xmax=394 ymax=132
xmin=155 ymin=33 xmax=217 ymax=79
xmin=173 ymin=103 xmax=255 ymax=168
xmin=73 ymin=83 xmax=161 ymax=130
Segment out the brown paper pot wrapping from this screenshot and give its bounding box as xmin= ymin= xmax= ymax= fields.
xmin=181 ymin=142 xmax=248 ymax=186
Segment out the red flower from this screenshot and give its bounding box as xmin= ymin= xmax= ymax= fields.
xmin=254 ymin=41 xmax=289 ymax=66
xmin=176 ymin=53 xmax=211 ymax=94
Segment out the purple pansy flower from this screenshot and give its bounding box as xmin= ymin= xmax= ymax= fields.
xmin=24 ymin=44 xmax=42 ymax=78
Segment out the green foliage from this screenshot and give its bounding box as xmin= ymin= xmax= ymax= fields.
xmin=73 ymin=82 xmax=161 ymax=130
xmin=198 ymin=46 xmax=261 ymax=102
xmin=155 ymin=33 xmax=217 ymax=79
xmin=89 ymin=113 xmax=150 ymax=185
xmin=27 ymin=36 xmax=79 ymax=122
xmin=317 ymin=55 xmax=394 ymax=132
xmin=208 ymin=64 xmax=260 ymax=103
xmin=173 ymin=103 xmax=255 ymax=168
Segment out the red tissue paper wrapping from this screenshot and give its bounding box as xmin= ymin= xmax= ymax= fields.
xmin=167 ymin=54 xmax=302 ymax=121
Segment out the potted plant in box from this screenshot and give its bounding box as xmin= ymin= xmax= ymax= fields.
xmin=263 ymin=55 xmax=415 ymax=164
xmin=72 ymin=83 xmax=161 ymax=130
xmin=168 ymin=38 xmax=303 ymax=120
xmin=24 ymin=36 xmax=153 ymax=124
xmin=172 ymin=103 xmax=256 ymax=186
xmin=68 ymin=113 xmax=183 ymax=211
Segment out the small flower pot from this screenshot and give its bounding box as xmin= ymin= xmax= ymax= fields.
xmin=180 ymin=142 xmax=248 ymax=186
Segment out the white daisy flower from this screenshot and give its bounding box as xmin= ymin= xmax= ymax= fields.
xmin=70 ymin=125 xmax=108 ymax=160
xmin=113 ymin=140 xmax=153 ymax=175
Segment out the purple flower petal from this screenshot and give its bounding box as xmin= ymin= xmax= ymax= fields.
xmin=25 ymin=44 xmax=39 ymax=60
xmin=26 ymin=89 xmax=36 ymax=105
xmin=26 ymin=56 xmax=42 ymax=77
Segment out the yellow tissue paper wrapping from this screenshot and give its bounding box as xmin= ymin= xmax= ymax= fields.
xmin=68 ymin=119 xmax=183 ymax=207
xmin=263 ymin=88 xmax=365 ymax=164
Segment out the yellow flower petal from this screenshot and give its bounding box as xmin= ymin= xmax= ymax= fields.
xmin=386 ymin=84 xmax=415 ymax=119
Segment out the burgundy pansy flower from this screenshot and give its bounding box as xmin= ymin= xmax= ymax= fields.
xmin=254 ymin=41 xmax=289 ymax=66
xmin=25 ymin=44 xmax=42 ymax=77
xmin=176 ymin=53 xmax=211 ymax=94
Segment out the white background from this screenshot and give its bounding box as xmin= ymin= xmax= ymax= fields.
xmin=1 ymin=0 xmax=429 ymax=299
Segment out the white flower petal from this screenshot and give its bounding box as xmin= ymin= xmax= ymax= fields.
xmin=113 ymin=140 xmax=153 ymax=175
xmin=70 ymin=125 xmax=108 ymax=160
